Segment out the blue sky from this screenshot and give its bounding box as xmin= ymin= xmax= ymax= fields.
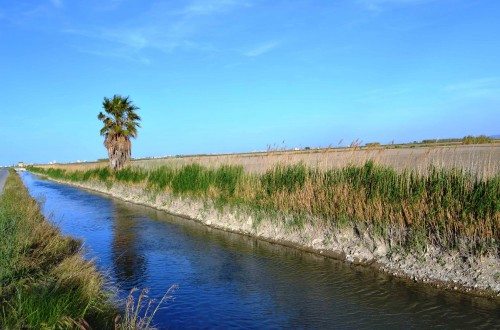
xmin=1 ymin=0 xmax=499 ymax=165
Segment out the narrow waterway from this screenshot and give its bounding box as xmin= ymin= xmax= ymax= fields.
xmin=21 ymin=172 xmax=499 ymax=329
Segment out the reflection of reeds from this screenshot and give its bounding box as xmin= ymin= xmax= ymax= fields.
xmin=30 ymin=156 xmax=499 ymax=256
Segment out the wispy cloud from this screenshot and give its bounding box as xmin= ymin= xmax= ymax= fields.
xmin=243 ymin=41 xmax=280 ymax=57
xmin=75 ymin=46 xmax=151 ymax=64
xmin=182 ymin=0 xmax=251 ymax=16
xmin=50 ymin=0 xmax=63 ymax=8
xmin=356 ymin=86 xmax=412 ymax=103
xmin=357 ymin=0 xmax=437 ymax=11
xmin=445 ymin=77 xmax=500 ymax=99
xmin=65 ymin=0 xmax=252 ymax=61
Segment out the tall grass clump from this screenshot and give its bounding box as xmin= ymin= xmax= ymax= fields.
xmin=28 ymin=160 xmax=499 ymax=256
xmin=115 ymin=167 xmax=148 ymax=183
xmin=171 ymin=163 xmax=211 ymax=195
xmin=169 ymin=163 xmax=244 ymax=198
xmin=0 ymin=170 xmax=115 ymax=329
xmin=213 ymin=165 xmax=244 ymax=201
xmin=147 ymin=166 xmax=175 ymax=191
xmin=116 ymin=285 xmax=177 ymax=330
xmin=260 ymin=163 xmax=307 ymax=195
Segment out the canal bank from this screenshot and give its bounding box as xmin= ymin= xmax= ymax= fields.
xmin=19 ymin=171 xmax=500 ymax=329
xmin=0 ymin=171 xmax=115 ymax=329
xmin=31 ymin=173 xmax=500 ymax=299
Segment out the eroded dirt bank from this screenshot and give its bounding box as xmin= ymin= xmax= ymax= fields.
xmin=41 ymin=176 xmax=500 ymax=299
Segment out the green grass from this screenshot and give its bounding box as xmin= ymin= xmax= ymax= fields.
xmin=0 ymin=170 xmax=177 ymax=329
xmin=28 ymin=160 xmax=499 ymax=256
xmin=147 ymin=166 xmax=175 ymax=190
xmin=0 ymin=170 xmax=115 ymax=329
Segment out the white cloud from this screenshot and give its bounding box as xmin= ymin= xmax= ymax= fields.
xmin=244 ymin=41 xmax=280 ymax=57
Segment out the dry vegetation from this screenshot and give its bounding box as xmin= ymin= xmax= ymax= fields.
xmin=39 ymin=144 xmax=500 ymax=179
xmin=29 ymin=144 xmax=500 ymax=257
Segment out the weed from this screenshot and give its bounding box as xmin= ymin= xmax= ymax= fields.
xmin=116 ymin=286 xmax=177 ymax=330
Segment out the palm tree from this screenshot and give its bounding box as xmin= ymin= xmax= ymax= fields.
xmin=98 ymin=95 xmax=141 ymax=170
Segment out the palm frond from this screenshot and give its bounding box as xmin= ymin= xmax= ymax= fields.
xmin=98 ymin=95 xmax=141 ymax=170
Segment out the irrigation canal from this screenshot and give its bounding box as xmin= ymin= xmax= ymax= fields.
xmin=21 ymin=172 xmax=499 ymax=329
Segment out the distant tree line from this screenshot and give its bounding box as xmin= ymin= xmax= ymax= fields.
xmin=421 ymin=135 xmax=494 ymax=145
xmin=462 ymin=135 xmax=493 ymax=144
xmin=365 ymin=142 xmax=381 ymax=148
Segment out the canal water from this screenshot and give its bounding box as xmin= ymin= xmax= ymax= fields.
xmin=20 ymin=172 xmax=499 ymax=329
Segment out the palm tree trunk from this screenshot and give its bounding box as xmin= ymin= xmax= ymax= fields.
xmin=107 ymin=136 xmax=131 ymax=170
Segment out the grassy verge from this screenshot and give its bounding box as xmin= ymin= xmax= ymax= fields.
xmin=0 ymin=169 xmax=116 ymax=329
xmin=28 ymin=161 xmax=499 ymax=256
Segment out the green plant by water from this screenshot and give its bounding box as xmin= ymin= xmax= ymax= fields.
xmin=29 ymin=160 xmax=499 ymax=256
xmin=0 ymin=170 xmax=115 ymax=329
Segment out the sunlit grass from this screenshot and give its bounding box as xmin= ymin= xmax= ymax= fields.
xmin=29 ymin=157 xmax=499 ymax=256
xmin=1 ymin=170 xmax=179 ymax=329
xmin=0 ymin=170 xmax=115 ymax=329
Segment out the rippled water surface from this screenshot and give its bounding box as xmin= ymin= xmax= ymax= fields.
xmin=21 ymin=172 xmax=499 ymax=329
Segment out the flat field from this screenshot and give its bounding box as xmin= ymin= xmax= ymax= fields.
xmin=41 ymin=144 xmax=500 ymax=178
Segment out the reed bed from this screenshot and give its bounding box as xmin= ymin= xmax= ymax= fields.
xmin=29 ymin=159 xmax=499 ymax=256
xmin=38 ymin=144 xmax=500 ymax=179
xmin=130 ymin=144 xmax=500 ymax=179
xmin=0 ymin=170 xmax=115 ymax=329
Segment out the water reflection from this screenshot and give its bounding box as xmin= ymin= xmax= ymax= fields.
xmin=20 ymin=172 xmax=500 ymax=329
xmin=112 ymin=204 xmax=146 ymax=289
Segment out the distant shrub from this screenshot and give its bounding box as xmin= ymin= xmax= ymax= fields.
xmin=462 ymin=135 xmax=492 ymax=145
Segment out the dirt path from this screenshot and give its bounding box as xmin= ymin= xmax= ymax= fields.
xmin=0 ymin=168 xmax=8 ymax=194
